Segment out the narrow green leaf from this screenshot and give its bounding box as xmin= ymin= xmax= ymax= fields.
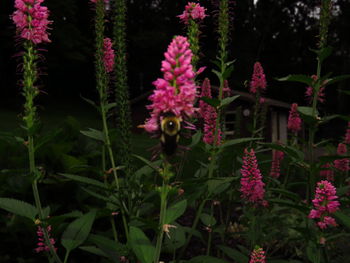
xmin=276 ymin=74 xmax=313 ymax=86
xmin=0 ymin=198 xmax=37 ymax=219
xmin=165 ymin=199 xmax=187 ymax=224
xmin=200 ymin=97 xmax=220 ymax=108
xmin=220 ymin=95 xmax=240 ymax=108
xmin=327 ymin=74 xmax=350 ymax=86
xmin=61 ymin=210 xmax=96 ymax=252
xmin=269 ymin=199 xmax=309 ymax=213
xmin=129 ymin=226 xmax=155 ymax=263
xmin=212 ymin=69 xmax=223 ymax=83
xmin=79 ymin=246 xmax=108 ymax=257
xmin=80 ymin=128 xmax=105 ymax=142
xmin=59 ymin=173 xmax=107 ymax=189
xmin=269 ymin=188 xmax=301 ymax=202
xmin=220 ymin=137 xmax=262 ymax=149
xmin=133 ymin=154 xmax=160 ymax=172
xmin=217 ymin=245 xmax=248 ymax=263
xmin=339 ymin=90 xmax=350 ymax=96
xmin=297 ymin=106 xmax=316 ymax=117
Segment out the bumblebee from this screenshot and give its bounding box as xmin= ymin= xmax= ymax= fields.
xmin=160 ymin=112 xmax=181 ymax=156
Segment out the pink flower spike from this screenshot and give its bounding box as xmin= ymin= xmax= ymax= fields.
xmin=287 ymin=103 xmax=302 ymax=133
xmin=103 ymin=37 xmax=115 ymax=73
xmin=308 ymin=180 xmax=340 ymax=229
xmin=334 ymin=143 xmax=350 ymax=172
xmin=250 ymin=62 xmax=267 ymax=94
xmin=35 ymin=225 xmax=57 ymax=253
xmin=250 ymin=247 xmax=266 ymax=263
xmin=240 ymin=148 xmax=266 ymax=205
xmin=178 ymin=2 xmax=206 ymax=24
xmin=12 ymin=0 xmax=52 ymax=44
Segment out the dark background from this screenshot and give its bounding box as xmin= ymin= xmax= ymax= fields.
xmin=1 ymin=0 xmax=350 ymax=120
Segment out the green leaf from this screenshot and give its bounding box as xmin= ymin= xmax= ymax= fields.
xmin=276 ymin=74 xmax=313 ymax=86
xmin=306 ymin=241 xmax=317 ymax=263
xmin=200 ymin=97 xmax=220 ymax=108
xmin=129 ymin=226 xmax=155 ymax=263
xmin=298 ymin=106 xmax=317 ymax=117
xmin=220 ymin=137 xmax=262 ymax=149
xmin=133 ymin=154 xmax=160 ymax=172
xmin=269 ymin=188 xmax=301 ymax=202
xmin=189 ymin=255 xmax=228 ymax=263
xmin=212 ymin=69 xmax=223 ymax=83
xmin=200 ymin=213 xmax=217 ymax=226
xmin=0 ymin=198 xmax=37 ymax=219
xmin=223 ymin=64 xmax=234 ymax=79
xmin=269 ymin=199 xmax=309 ymax=213
xmin=59 ymin=173 xmax=107 ymax=189
xmin=220 ymin=95 xmax=240 ymax=108
xmin=334 ymin=211 xmax=350 ymax=230
xmin=208 ymin=177 xmax=235 ymax=195
xmin=105 ymin=102 xmax=117 ymax=112
xmin=326 ymin=74 xmax=350 ymax=86
xmin=339 ymin=90 xmax=350 ymax=96
xmin=217 ymin=245 xmax=248 ymax=263
xmin=163 ymin=223 xmax=186 ymax=251
xmin=81 ymin=128 xmax=105 ymax=142
xmin=81 ymin=96 xmax=97 ymax=109
xmin=311 ymin=46 xmax=333 ymax=63
xmin=79 ymin=246 xmax=109 ymax=258
xmin=61 ymin=210 xmax=96 ymax=252
xmin=261 ymin=143 xmax=304 ymax=161
xmin=165 ymin=199 xmax=187 ymax=224
xmin=188 ymin=131 xmax=202 ymax=148
xmin=88 ymin=234 xmax=127 ymax=260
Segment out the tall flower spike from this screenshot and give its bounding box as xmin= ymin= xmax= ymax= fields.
xmin=103 ymin=37 xmax=115 ymax=73
xmin=12 ymin=0 xmax=52 ymax=44
xmin=200 ymin=78 xmax=221 ymax=145
xmin=308 ymin=180 xmax=340 ymax=229
xmin=144 ymin=36 xmax=197 ymax=132
xmin=249 ymin=247 xmax=266 ymax=263
xmin=250 ymin=62 xmax=267 ymax=94
xmin=334 ymin=143 xmax=350 ymax=172
xmin=178 ymin=2 xmax=206 ymax=24
xmin=240 ymin=148 xmax=266 ymax=205
xmin=287 ymin=103 xmax=301 ymax=133
xmin=344 ymin=122 xmax=350 ymax=145
xmin=269 ymin=149 xmax=284 ymax=178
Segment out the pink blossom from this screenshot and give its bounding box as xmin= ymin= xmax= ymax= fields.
xmin=287 ymin=103 xmax=301 ymax=133
xmin=178 ymin=2 xmax=206 ymax=24
xmin=144 ymin=36 xmax=197 ymax=132
xmin=90 ymin=0 xmax=109 ymax=4
xmin=12 ymin=0 xmax=51 ymax=44
xmin=269 ymin=150 xmax=284 ymax=178
xmin=200 ymin=79 xmax=221 ymax=145
xmin=249 ymin=62 xmax=267 ymax=94
xmin=320 ymin=163 xmax=334 ymax=181
xmin=305 ymin=75 xmax=326 ymax=104
xmin=344 ymin=122 xmax=350 ymax=145
xmin=334 ymin=143 xmax=350 ymax=172
xmin=240 ymin=148 xmax=266 ymax=205
xmin=35 ymin=225 xmax=57 ymax=253
xmin=249 ymin=247 xmax=266 ymax=263
xmin=103 ymin=37 xmax=115 ymax=73
xmin=308 ymin=180 xmax=340 ymax=229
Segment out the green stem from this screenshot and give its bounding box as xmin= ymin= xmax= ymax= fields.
xmin=206 ymin=203 xmax=214 ymax=256
xmin=63 ymin=250 xmax=70 ymax=263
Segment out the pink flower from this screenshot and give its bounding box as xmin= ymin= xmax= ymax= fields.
xmin=320 ymin=163 xmax=334 ymax=181
xmin=178 ymin=2 xmax=206 ymax=24
xmin=35 ymin=225 xmax=57 ymax=253
xmin=144 ymin=36 xmax=197 ymax=132
xmin=200 ymin=79 xmax=222 ymax=145
xmin=103 ymin=37 xmax=115 ymax=73
xmin=12 ymin=0 xmax=51 ymax=44
xmin=249 ymin=247 xmax=266 ymax=263
xmin=269 ymin=150 xmax=284 ymax=178
xmin=90 ymin=0 xmax=109 ymax=4
xmin=308 ymin=180 xmax=340 ymax=229
xmin=305 ymin=75 xmax=325 ymax=104
xmin=287 ymin=103 xmax=302 ymax=133
xmin=249 ymin=62 xmax=267 ymax=94
xmin=240 ymin=148 xmax=266 ymax=205
xmin=334 ymin=143 xmax=350 ymax=172
xmin=344 ymin=122 xmax=350 ymax=145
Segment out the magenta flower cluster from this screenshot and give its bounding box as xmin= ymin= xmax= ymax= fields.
xmin=12 ymin=0 xmax=51 ymax=44
xmin=305 ymin=75 xmax=325 ymax=104
xmin=200 ymin=78 xmax=222 ymax=145
xmin=320 ymin=163 xmax=334 ymax=181
xmin=345 ymin=122 xmax=350 ymax=145
xmin=269 ymin=150 xmax=284 ymax=178
xmin=249 ymin=247 xmax=266 ymax=263
xmin=103 ymin=37 xmax=115 ymax=73
xmin=250 ymin=62 xmax=267 ymax=94
xmin=334 ymin=143 xmax=350 ymax=172
xmin=309 ymin=180 xmax=340 ymax=229
xmin=35 ymin=225 xmax=56 ymax=253
xmin=287 ymin=103 xmax=301 ymax=133
xmin=144 ymin=36 xmax=197 ymax=132
xmin=178 ymin=2 xmax=206 ymax=24
xmin=240 ymin=148 xmax=266 ymax=205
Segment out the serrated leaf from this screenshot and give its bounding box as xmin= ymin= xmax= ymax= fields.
xmin=200 ymin=213 xmax=216 ymax=226
xmin=217 ymin=245 xmax=248 ymax=263
xmin=0 ymin=198 xmax=37 ymax=219
xmin=80 ymin=128 xmax=104 ymax=142
xmin=61 ymin=210 xmax=96 ymax=252
xmin=165 ymin=199 xmax=187 ymax=224
xmin=220 ymin=95 xmax=240 ymax=108
xmin=59 ymin=173 xmax=107 ymax=189
xmin=276 ymin=74 xmax=313 ymax=86
xmin=129 ymin=226 xmax=155 ymax=263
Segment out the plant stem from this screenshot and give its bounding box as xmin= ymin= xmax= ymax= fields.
xmin=206 ymin=203 xmax=214 ymax=256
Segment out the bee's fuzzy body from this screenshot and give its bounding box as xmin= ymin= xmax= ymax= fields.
xmin=160 ymin=112 xmax=181 ymax=156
